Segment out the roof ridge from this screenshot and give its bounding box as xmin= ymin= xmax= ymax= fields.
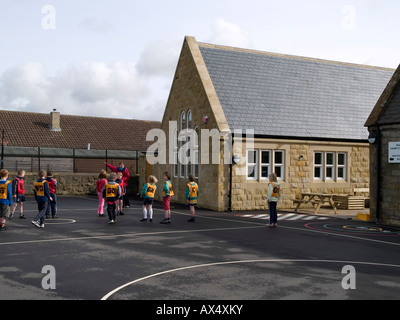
xmin=197 ymin=41 xmax=395 ymax=72
xmin=0 ymin=109 xmax=160 ymax=124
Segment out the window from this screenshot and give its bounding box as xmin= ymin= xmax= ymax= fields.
xmin=180 ymin=111 xmax=186 ymax=131
xmin=260 ymin=150 xmax=271 ymax=180
xmin=186 ymin=135 xmax=192 ymax=177
xmin=173 ymin=129 xmax=178 ymax=178
xmin=173 ymin=151 xmax=178 ymax=178
xmin=187 ymin=110 xmax=192 ymax=129
xmin=274 ymin=150 xmax=284 ymax=180
xmin=314 ymin=152 xmax=347 ymax=181
xmin=247 ymin=149 xmax=285 ymax=180
xmin=247 ymin=150 xmax=258 ymax=180
xmin=314 ymin=152 xmax=323 ymax=180
xmin=325 ymin=152 xmax=335 ymax=180
xmin=337 ymin=153 xmax=346 ymax=180
xmin=193 ymin=150 xmax=199 ymax=179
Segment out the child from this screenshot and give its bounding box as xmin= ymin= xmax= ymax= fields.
xmin=11 ymin=169 xmax=26 ymax=219
xmin=140 ymin=175 xmax=157 ymax=222
xmin=45 ymin=171 xmax=58 ymax=219
xmin=267 ymin=172 xmax=282 ymax=227
xmin=0 ymin=169 xmax=13 ymax=231
xmin=31 ymin=169 xmax=52 ymax=228
xmin=102 ymin=172 xmax=121 ymax=224
xmin=186 ymin=174 xmax=198 ymax=222
xmin=105 ymin=162 xmax=130 ymax=207
xmin=160 ymin=172 xmax=174 ymax=224
xmin=96 ymin=170 xmax=107 ymax=217
xmin=115 ymin=172 xmax=125 ymax=216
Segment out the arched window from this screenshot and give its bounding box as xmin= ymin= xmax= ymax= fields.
xmin=187 ymin=110 xmax=192 ymax=129
xmin=180 ymin=111 xmax=186 ymax=131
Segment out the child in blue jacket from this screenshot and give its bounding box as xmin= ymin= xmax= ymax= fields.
xmin=31 ymin=169 xmax=52 ymax=228
xmin=0 ymin=169 xmax=13 ymax=231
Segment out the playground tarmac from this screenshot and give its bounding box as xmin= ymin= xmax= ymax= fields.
xmin=0 ymin=195 xmax=399 ymax=304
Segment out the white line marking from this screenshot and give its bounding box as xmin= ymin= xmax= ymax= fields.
xmin=101 ymin=259 xmax=400 ymax=300
xmin=44 ymin=219 xmax=77 ymax=225
xmin=286 ymin=215 xmax=304 ymax=221
xmin=252 ymin=214 xmax=268 ymax=219
xmin=303 ymin=216 xmax=317 ymax=220
xmin=0 ymin=226 xmax=264 ymax=246
xmin=279 ymin=213 xmax=296 ymax=220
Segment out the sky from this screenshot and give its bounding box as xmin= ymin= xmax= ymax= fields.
xmin=0 ymin=0 xmax=399 ymax=121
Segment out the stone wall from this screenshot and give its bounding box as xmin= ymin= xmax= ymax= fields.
xmin=228 ymin=138 xmax=370 ymax=211
xmin=369 ymin=124 xmax=400 ymax=226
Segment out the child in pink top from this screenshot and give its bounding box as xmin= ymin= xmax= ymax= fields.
xmin=115 ymin=172 xmax=125 ymax=215
xmin=96 ymin=170 xmax=108 ymax=217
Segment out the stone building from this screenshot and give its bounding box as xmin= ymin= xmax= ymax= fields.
xmin=0 ymin=109 xmax=160 ymax=195
xmin=365 ymin=64 xmax=400 ymax=226
xmin=152 ymin=36 xmax=394 ymax=212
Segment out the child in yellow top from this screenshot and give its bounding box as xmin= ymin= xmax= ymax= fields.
xmin=140 ymin=175 xmax=157 ymax=222
xmin=0 ymin=169 xmax=13 ymax=231
xmin=186 ymin=174 xmax=198 ymax=222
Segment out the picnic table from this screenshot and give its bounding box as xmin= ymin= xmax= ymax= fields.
xmin=293 ymin=192 xmax=338 ymax=214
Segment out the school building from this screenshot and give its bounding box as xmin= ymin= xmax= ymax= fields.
xmin=365 ymin=63 xmax=400 ymax=226
xmin=0 ymin=109 xmax=160 ymax=194
xmin=152 ymin=36 xmax=395 ymax=212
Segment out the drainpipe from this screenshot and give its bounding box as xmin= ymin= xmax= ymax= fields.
xmin=376 ymin=126 xmax=381 ymax=223
xmin=228 ymin=133 xmax=234 ymax=212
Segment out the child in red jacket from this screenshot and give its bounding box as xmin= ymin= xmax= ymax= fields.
xmin=96 ymin=170 xmax=107 ymax=217
xmin=11 ymin=169 xmax=26 ymax=219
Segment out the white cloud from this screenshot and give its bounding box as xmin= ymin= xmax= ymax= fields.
xmin=136 ymin=39 xmax=180 ymax=78
xmin=209 ymin=18 xmax=252 ymax=48
xmin=0 ymin=61 xmax=152 ymax=119
xmin=0 ymin=63 xmax=50 ymax=110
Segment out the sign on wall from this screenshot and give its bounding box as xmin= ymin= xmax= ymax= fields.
xmin=389 ymin=142 xmax=400 ymax=163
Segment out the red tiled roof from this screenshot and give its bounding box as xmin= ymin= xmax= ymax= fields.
xmin=0 ymin=110 xmax=161 ymax=151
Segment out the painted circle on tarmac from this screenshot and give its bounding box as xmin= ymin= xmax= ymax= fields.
xmin=45 ymin=218 xmax=77 ymax=225
xmin=101 ymin=259 xmax=400 ymax=300
xmin=342 ymin=225 xmax=383 ymax=232
xmin=305 ymin=222 xmax=400 ymax=236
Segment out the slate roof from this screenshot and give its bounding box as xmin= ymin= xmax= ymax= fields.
xmin=365 ymin=63 xmax=400 ymax=127
xmin=378 ymin=85 xmax=400 ymax=125
xmin=0 ymin=110 xmax=160 ymax=151
xmin=199 ymin=44 xmax=395 ymax=141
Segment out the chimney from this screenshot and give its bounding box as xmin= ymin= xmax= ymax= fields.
xmin=50 ymin=109 xmax=61 ymax=131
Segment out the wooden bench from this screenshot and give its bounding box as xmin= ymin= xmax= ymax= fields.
xmin=294 ymin=193 xmax=338 ymax=214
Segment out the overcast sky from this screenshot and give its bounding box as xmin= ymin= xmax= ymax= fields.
xmin=0 ymin=0 xmax=399 ymax=121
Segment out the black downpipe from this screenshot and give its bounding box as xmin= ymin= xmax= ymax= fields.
xmin=376 ymin=126 xmax=381 ymax=223
xmin=228 ymin=133 xmax=234 ymax=212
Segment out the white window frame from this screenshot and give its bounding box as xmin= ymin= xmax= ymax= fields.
xmin=325 ymin=152 xmax=335 ymax=180
xmin=314 ymin=152 xmax=323 ymax=180
xmin=247 ymin=149 xmax=258 ymax=180
xmin=273 ymin=150 xmax=285 ymax=180
xmin=337 ymin=153 xmax=347 ymax=180
xmin=260 ymin=150 xmax=271 ymax=180
xmin=247 ymin=149 xmax=285 ymax=181
xmin=313 ymin=151 xmax=347 ymax=182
